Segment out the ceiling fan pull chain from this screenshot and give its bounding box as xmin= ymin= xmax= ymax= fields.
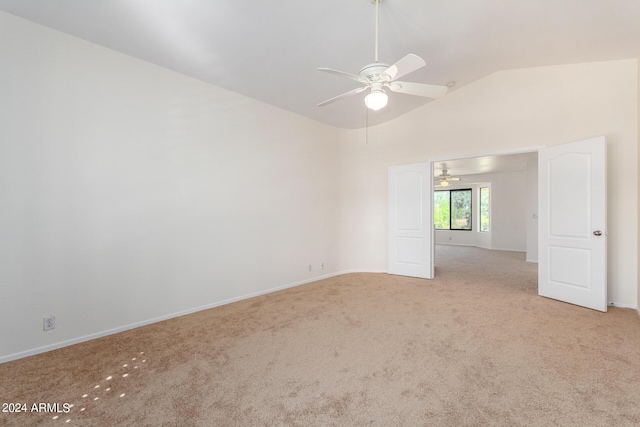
xmin=366 ymin=107 xmax=369 ymax=144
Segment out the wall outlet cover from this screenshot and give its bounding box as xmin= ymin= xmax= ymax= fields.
xmin=43 ymin=316 xmax=55 ymax=331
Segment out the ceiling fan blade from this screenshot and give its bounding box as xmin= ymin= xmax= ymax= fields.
xmin=317 ymin=68 xmax=367 ymax=84
xmin=388 ymin=81 xmax=448 ymax=98
xmin=383 ymin=53 xmax=426 ymax=81
xmin=317 ymin=86 xmax=367 ymax=107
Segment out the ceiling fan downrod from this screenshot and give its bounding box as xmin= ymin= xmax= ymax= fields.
xmin=372 ymin=0 xmax=381 ymax=63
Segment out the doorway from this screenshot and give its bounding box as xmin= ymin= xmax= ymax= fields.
xmin=389 ymin=138 xmax=607 ymax=312
xmin=431 ymin=151 xmax=539 ymax=266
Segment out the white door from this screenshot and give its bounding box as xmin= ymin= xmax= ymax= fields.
xmin=388 ymin=163 xmax=433 ymax=279
xmin=538 ymin=136 xmax=607 ymax=312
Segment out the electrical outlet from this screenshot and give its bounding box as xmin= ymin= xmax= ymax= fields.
xmin=308 ymin=264 xmax=312 ymax=272
xmin=43 ymin=315 xmax=55 ymax=331
xmin=321 ymin=262 xmax=324 ymax=269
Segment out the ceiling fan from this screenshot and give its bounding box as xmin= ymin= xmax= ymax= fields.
xmin=435 ymin=170 xmax=465 ymax=187
xmin=317 ymin=0 xmax=448 ymax=111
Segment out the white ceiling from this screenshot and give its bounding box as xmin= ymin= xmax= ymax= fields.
xmin=434 ymin=152 xmax=537 ymax=181
xmin=1 ymin=0 xmax=640 ymax=129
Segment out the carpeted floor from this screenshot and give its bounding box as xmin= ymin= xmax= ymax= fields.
xmin=2 ymin=245 xmax=640 ymax=426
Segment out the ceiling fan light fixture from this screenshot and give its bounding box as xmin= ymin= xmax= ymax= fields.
xmin=317 ymin=0 xmax=448 ymax=111
xmin=365 ymin=88 xmax=388 ymax=111
xmin=440 ymin=180 xmax=449 ymax=187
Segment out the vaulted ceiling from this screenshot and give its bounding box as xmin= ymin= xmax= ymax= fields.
xmin=1 ymin=0 xmax=640 ymax=129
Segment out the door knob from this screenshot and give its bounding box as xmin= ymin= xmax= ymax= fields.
xmin=593 ymin=230 xmax=602 ymax=236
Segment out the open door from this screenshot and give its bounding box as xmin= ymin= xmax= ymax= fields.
xmin=388 ymin=163 xmax=433 ymax=279
xmin=538 ymin=136 xmax=607 ymax=312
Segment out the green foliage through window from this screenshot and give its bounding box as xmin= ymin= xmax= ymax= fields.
xmin=480 ymin=187 xmax=490 ymax=232
xmin=434 ymin=189 xmax=472 ymax=230
xmin=434 ymin=191 xmax=450 ymax=229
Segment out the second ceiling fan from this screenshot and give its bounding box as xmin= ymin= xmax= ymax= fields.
xmin=435 ymin=170 xmax=465 ymax=187
xmin=317 ymin=0 xmax=448 ymax=111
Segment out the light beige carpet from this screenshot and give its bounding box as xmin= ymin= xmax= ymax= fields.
xmin=2 ymin=245 xmax=640 ymax=426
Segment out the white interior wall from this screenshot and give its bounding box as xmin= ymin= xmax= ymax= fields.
xmin=488 ymin=170 xmax=528 ymax=252
xmin=526 ymin=158 xmax=539 ymax=263
xmin=338 ymin=59 xmax=638 ymax=308
xmin=0 ymin=13 xmax=344 ymax=362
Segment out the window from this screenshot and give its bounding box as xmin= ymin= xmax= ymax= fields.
xmin=480 ymin=187 xmax=490 ymax=232
xmin=434 ymin=189 xmax=472 ymax=230
xmin=433 ymin=191 xmax=450 ymax=229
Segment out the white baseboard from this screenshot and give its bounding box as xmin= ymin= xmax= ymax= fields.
xmin=608 ymin=302 xmax=638 ymax=310
xmin=437 ymin=242 xmax=526 ymax=254
xmin=0 ymin=270 xmax=375 ymax=364
xmin=337 ymin=269 xmax=388 ymax=275
xmin=490 ymin=247 xmax=527 ymax=253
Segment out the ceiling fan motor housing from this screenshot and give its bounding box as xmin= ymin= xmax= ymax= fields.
xmin=359 ymin=63 xmax=391 ymax=83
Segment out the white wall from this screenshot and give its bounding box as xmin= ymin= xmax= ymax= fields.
xmin=0 ymin=13 xmax=344 ymax=362
xmin=526 ymin=158 xmax=539 ymax=263
xmin=338 ymin=59 xmax=638 ymax=308
xmin=490 ymin=171 xmax=528 ymax=251
xmin=636 ymin=62 xmax=640 ymax=315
